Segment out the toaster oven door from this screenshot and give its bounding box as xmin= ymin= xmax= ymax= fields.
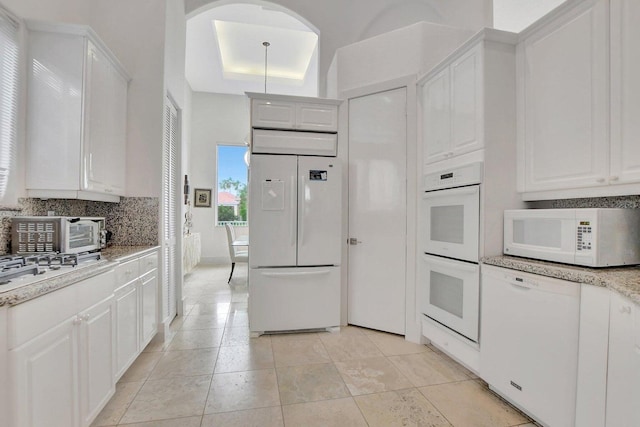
xmin=63 ymin=218 xmax=103 ymax=253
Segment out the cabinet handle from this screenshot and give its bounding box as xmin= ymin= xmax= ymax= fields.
xmin=596 ymin=178 xmax=606 ymax=183
xmin=73 ymin=316 xmax=82 ymax=325
xmin=609 ymin=176 xmax=619 ymax=182
xmin=105 ymin=188 xmax=113 ymax=193
xmin=619 ymin=305 xmax=632 ymax=315
xmin=81 ymin=314 xmax=91 ymax=321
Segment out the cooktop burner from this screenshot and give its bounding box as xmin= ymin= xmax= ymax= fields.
xmin=0 ymin=251 xmax=102 ymax=290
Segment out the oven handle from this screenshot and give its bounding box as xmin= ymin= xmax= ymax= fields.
xmin=422 ymin=254 xmax=477 ymax=272
xmin=423 ymin=186 xmax=478 ymax=198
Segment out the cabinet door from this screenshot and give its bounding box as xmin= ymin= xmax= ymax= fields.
xmin=114 ymin=282 xmax=139 ymax=378
xmin=11 ymin=317 xmax=80 ymax=427
xmin=450 ymin=43 xmax=483 ymax=157
xmin=610 ymin=0 xmax=640 ymax=184
xmin=140 ymin=271 xmax=158 ymax=348
xmin=78 ymin=296 xmax=115 ymax=426
xmin=519 ymin=0 xmax=609 ymax=192
xmin=251 ymin=99 xmax=295 ymax=129
xmin=83 ymin=41 xmax=127 ymax=196
xmin=295 ymin=103 xmax=338 ymax=132
xmin=422 ymin=67 xmax=451 ymax=164
xmin=606 ymin=292 xmax=640 ymax=427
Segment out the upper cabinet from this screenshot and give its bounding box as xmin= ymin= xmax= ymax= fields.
xmin=419 ymin=29 xmax=518 ymax=166
xmin=248 ymin=93 xmax=339 ymax=133
xmin=421 ymin=44 xmax=483 ymax=164
xmin=517 ymin=0 xmax=640 ymax=200
xmin=610 ymin=0 xmax=640 ymax=185
xmin=25 ymin=22 xmax=130 ymax=203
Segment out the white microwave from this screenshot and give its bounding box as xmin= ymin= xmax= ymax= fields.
xmin=504 ymin=209 xmax=640 ymax=267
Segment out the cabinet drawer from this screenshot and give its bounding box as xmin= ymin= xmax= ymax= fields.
xmin=116 ymin=258 xmax=140 ymax=287
xmin=8 ymin=271 xmax=115 ymax=349
xmin=252 ymin=129 xmax=337 ymax=156
xmin=295 ymin=103 xmax=338 ymax=132
xmin=139 ymin=252 xmax=158 ymax=276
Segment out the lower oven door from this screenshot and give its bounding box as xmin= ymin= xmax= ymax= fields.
xmin=419 ymin=253 xmax=479 ymax=342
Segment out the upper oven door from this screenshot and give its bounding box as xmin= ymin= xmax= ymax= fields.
xmin=421 ymin=185 xmax=480 ymax=262
xmin=62 ymin=218 xmax=102 ymax=253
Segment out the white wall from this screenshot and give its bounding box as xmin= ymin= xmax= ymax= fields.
xmin=334 ymin=22 xmax=474 ymax=94
xmin=185 ymin=0 xmax=492 ymax=96
xmin=493 ymin=0 xmax=566 ymax=33
xmin=190 ymin=92 xmax=249 ymax=264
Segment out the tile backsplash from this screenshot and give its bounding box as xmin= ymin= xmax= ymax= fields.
xmin=0 ymin=197 xmax=159 ymax=255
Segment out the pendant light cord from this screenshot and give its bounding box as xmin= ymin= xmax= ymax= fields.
xmin=263 ymin=41 xmax=270 ymax=93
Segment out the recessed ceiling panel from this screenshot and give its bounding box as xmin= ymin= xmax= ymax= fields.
xmin=214 ymin=20 xmax=318 ymax=82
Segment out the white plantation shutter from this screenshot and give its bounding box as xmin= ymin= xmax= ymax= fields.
xmin=0 ymin=8 xmax=19 ymax=200
xmin=162 ymin=98 xmax=179 ymax=320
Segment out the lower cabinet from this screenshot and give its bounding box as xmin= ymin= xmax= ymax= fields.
xmin=114 ymin=280 xmax=139 ymax=378
xmin=8 ymin=272 xmax=115 ymax=427
xmin=606 ymin=291 xmax=640 ymax=427
xmin=114 ymin=250 xmax=159 ymax=379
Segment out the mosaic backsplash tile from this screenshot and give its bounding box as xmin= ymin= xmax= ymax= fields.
xmin=546 ymin=195 xmax=640 ymax=209
xmin=0 ymin=197 xmax=159 ymax=255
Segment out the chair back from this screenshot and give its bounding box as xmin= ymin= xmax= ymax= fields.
xmin=225 ymin=224 xmax=237 ymax=261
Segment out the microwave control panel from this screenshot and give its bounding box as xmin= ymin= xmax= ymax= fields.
xmin=576 ymin=222 xmax=592 ymax=251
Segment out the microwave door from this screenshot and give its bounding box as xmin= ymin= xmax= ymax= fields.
xmin=504 ymin=210 xmax=576 ymax=264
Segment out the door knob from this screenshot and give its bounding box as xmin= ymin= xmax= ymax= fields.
xmin=348 ymin=238 xmax=362 ymax=245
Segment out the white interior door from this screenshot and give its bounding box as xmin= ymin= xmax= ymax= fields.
xmin=348 ymin=87 xmax=407 ymax=335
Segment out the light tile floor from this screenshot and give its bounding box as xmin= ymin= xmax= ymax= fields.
xmin=93 ymin=264 xmax=537 ymax=427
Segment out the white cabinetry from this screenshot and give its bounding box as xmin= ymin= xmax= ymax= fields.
xmin=517 ymin=0 xmax=640 ymax=199
xmin=419 ymin=30 xmax=518 ymax=166
xmin=606 ymin=291 xmax=640 ymax=426
xmin=421 ymin=43 xmax=483 ymax=164
xmin=25 ymin=22 xmax=129 ymax=203
xmin=8 ymin=271 xmax=115 ymax=427
xmin=610 ymin=0 xmax=640 ymax=185
xmin=249 ymin=93 xmax=338 ymax=132
xmin=114 ymin=251 xmax=158 ymax=378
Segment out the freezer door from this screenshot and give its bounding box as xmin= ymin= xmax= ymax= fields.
xmin=249 ymin=266 xmax=341 ymax=333
xmin=297 ymin=157 xmax=342 ymax=266
xmin=249 ymin=154 xmax=297 ymax=267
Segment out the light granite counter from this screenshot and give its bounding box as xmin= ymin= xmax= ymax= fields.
xmin=483 ymin=255 xmax=640 ymax=305
xmin=0 ymin=246 xmax=159 ymax=307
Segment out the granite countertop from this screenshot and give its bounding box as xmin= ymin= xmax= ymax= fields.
xmin=483 ymin=255 xmax=640 ymax=305
xmin=0 ymin=245 xmax=160 ymax=307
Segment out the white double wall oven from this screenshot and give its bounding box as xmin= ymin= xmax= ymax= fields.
xmin=420 ymin=162 xmax=482 ymax=343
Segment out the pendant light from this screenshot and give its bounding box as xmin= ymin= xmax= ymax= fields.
xmin=262 ymin=41 xmax=270 ymax=93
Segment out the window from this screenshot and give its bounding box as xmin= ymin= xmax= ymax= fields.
xmin=216 ymin=144 xmax=248 ymax=226
xmin=0 ymin=6 xmax=19 ymax=201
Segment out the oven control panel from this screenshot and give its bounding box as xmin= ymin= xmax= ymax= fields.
xmin=423 ymin=162 xmax=483 ymax=191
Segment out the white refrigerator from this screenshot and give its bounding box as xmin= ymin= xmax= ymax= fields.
xmin=248 ymin=153 xmax=341 ymax=334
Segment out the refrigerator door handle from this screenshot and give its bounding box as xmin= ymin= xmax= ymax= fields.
xmin=290 ymin=175 xmax=296 ymax=247
xmin=261 ymin=270 xmax=331 ymax=278
xmin=299 ymin=174 xmax=306 ymax=245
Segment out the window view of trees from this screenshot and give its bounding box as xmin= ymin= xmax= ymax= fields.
xmin=217 ymin=145 xmax=248 ymax=226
